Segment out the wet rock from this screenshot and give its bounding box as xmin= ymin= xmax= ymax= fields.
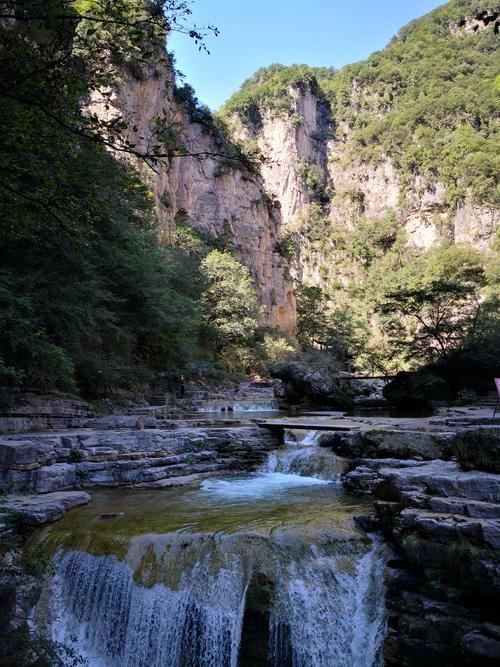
xmin=0 ymin=440 xmax=57 ymax=467
xmin=34 ymin=463 xmax=76 ymax=493
xmin=320 ymin=430 xmax=363 ymax=454
xmin=269 ymin=361 xmax=354 ymax=407
xmin=428 ymin=496 xmax=500 ymax=519
xmin=377 ymin=460 xmax=500 ymax=503
xmin=2 ymin=491 xmax=91 ymax=526
xmin=0 ymin=426 xmax=278 ymax=492
xmin=463 ymin=630 xmax=500 ymax=660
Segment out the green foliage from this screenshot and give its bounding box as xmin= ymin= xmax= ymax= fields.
xmin=376 ymin=244 xmax=486 ymax=363
xmin=220 ymin=64 xmax=332 ymax=122
xmin=200 ymin=251 xmax=261 ymax=370
xmin=212 ymin=219 xmax=236 ymax=253
xmin=0 ymin=2 xmax=217 ymax=396
xmin=0 ymin=149 xmax=204 ymax=396
xmin=68 ymin=449 xmax=84 ymax=463
xmin=348 ymin=210 xmax=399 ymax=266
xmin=275 ymin=232 xmax=298 ymax=260
xmin=328 ymin=0 xmax=499 ymax=208
xmin=172 ymin=214 xmax=208 ymax=254
xmin=296 ymin=160 xmax=330 ymax=204
xmin=296 ymin=284 xmax=368 ymax=366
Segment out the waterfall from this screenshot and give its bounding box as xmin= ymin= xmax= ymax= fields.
xmin=196 ymin=399 xmax=279 ymax=413
xmin=232 ymin=399 xmax=279 ymax=412
xmin=269 ymin=542 xmax=387 ymax=667
xmin=45 ymin=536 xmax=386 ymax=667
xmin=284 ymin=430 xmax=322 ymax=446
xmin=50 ymin=546 xmax=249 ymax=667
xmin=263 ymin=427 xmax=347 ymax=482
xmin=262 ymin=447 xmax=345 ymax=481
xmin=300 ymin=430 xmax=322 ymax=446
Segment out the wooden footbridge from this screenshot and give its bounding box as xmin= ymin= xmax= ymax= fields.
xmin=257 ymin=418 xmax=362 ymax=433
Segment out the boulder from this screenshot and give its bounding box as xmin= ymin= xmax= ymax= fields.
xmin=2 ymin=490 xmax=90 ymax=525
xmin=0 ymin=440 xmax=58 ymax=467
xmin=463 ymin=630 xmax=500 ymax=660
xmin=269 ymin=361 xmax=354 ymax=407
xmin=452 ymin=426 xmax=500 ymax=473
xmin=377 ymin=460 xmax=500 ymax=503
xmin=359 ymin=428 xmax=454 ymax=460
xmin=33 ymin=463 xmax=76 ymax=493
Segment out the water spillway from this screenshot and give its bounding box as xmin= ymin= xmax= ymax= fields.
xmin=32 ymin=436 xmax=386 ymax=666
xmin=196 ymin=398 xmax=280 ymax=413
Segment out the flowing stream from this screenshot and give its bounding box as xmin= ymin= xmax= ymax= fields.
xmin=31 ymin=430 xmax=387 ymax=666
xmin=196 ymin=398 xmax=279 ymax=413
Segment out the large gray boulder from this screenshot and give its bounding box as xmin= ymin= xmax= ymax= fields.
xmin=360 ymin=428 xmax=455 ymax=460
xmin=452 ymin=426 xmax=500 ymax=473
xmin=377 ymin=460 xmax=500 ymax=503
xmin=269 ymin=361 xmax=354 ymax=407
xmin=2 ymin=490 xmax=90 ymax=525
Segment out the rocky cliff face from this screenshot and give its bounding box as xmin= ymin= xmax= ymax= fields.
xmin=91 ymin=57 xmax=296 ymax=331
xmin=231 ymin=82 xmax=499 ymax=288
xmin=93 ymin=2 xmax=498 ymax=331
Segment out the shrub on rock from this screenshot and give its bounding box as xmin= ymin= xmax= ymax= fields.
xmin=383 ymin=371 xmax=450 ymax=411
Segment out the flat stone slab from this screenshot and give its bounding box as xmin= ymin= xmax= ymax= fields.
xmin=380 ymin=460 xmax=500 ymax=503
xmin=2 ymin=490 xmax=91 ymax=525
xmin=257 ymin=418 xmax=362 ymax=432
xmin=136 ymin=470 xmax=235 ymax=488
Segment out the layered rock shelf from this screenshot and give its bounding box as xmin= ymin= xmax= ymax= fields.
xmin=0 ymin=425 xmax=278 ymax=496
xmin=341 ymin=418 xmax=500 ymax=666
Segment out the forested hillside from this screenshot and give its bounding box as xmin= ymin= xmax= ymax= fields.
xmin=1 ymin=0 xmax=499 ymax=402
xmin=223 ymin=0 xmax=498 ymax=209
xmin=221 ymin=0 xmax=500 ymax=384
xmin=0 ymin=1 xmax=290 ymax=399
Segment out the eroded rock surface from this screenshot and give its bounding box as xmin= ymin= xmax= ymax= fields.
xmin=344 ymin=456 xmax=500 ymax=666
xmin=0 ymin=426 xmax=279 ymax=494
xmin=1 ymin=491 xmax=91 ymax=527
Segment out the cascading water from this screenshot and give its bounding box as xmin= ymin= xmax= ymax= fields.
xmin=196 ymin=399 xmax=279 ymax=413
xmin=266 ymin=430 xmax=347 ymax=481
xmin=269 ymin=542 xmax=386 ymax=667
xmin=49 ymin=540 xmax=249 ymax=667
xmin=45 ymin=534 xmax=385 ymax=667
xmin=33 ymin=429 xmax=387 ymax=667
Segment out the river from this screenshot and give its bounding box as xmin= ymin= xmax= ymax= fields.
xmin=29 ymin=431 xmax=387 ymax=666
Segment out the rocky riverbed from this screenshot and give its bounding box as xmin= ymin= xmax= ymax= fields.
xmin=1 ymin=397 xmax=499 ymax=666
xmin=339 ymin=416 xmax=500 ymax=665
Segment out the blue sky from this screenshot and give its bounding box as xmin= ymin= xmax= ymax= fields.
xmin=169 ymin=0 xmax=445 ymax=110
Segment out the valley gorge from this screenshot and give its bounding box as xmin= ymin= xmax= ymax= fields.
xmin=0 ymin=1 xmax=499 ymax=666
xmin=99 ymin=1 xmax=499 ymax=334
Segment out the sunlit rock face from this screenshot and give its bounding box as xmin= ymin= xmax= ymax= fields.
xmin=227 ymin=83 xmax=499 ymax=288
xmin=90 ymin=55 xmax=296 ymax=332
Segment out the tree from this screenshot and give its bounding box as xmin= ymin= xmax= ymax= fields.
xmin=0 ymin=1 xmax=221 ymax=235
xmin=0 ymin=144 xmax=204 ymax=394
xmin=296 ymin=283 xmax=367 ymax=367
xmin=200 ymin=251 xmax=261 ymax=365
xmin=377 ymin=245 xmax=485 ymax=363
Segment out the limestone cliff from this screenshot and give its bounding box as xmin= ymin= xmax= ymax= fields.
xmin=222 ymin=0 xmax=499 ymax=290
xmin=230 ymin=79 xmax=498 ymax=287
xmin=91 ymin=56 xmax=296 ymax=331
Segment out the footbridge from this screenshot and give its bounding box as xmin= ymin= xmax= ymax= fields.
xmin=257 ymin=418 xmax=362 ymax=433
